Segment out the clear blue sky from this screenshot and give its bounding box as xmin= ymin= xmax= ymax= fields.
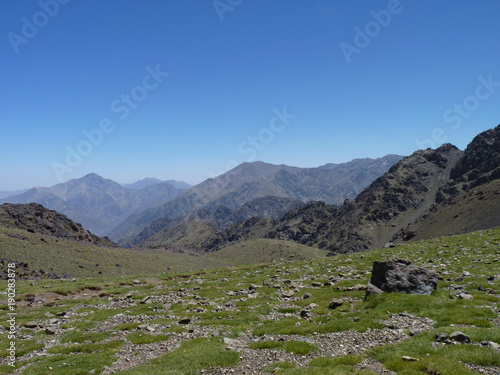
xmin=1 ymin=0 xmax=499 ymax=190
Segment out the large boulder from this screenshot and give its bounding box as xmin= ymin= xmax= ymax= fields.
xmin=368 ymin=259 xmax=437 ymax=295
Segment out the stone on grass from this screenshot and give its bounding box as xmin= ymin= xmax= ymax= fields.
xmin=300 ymin=310 xmax=311 ymax=318
xmin=328 ymin=298 xmax=343 ymax=309
xmin=281 ymin=290 xmax=295 ymax=298
xmin=369 ymin=259 xmax=437 ymax=295
xmin=343 ymin=284 xmax=367 ymax=292
xmin=481 ymin=341 xmax=499 ymax=350
xmin=365 ymin=283 xmax=383 ymax=296
xmin=303 ymin=293 xmax=312 ymax=299
xmin=435 ymin=332 xmax=449 ymax=342
xmin=450 ymin=331 xmax=471 ymax=343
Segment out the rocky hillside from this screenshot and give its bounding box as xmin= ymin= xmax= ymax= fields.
xmin=110 ymin=155 xmax=403 ymax=242
xmin=137 ymin=220 xmax=222 ymax=252
xmin=1 ymin=173 xmax=185 ymax=236
xmin=201 ymin=124 xmax=500 ymax=254
xmin=0 ymin=203 xmax=116 ymax=247
xmin=398 ymin=124 xmax=500 ymax=241
xmin=121 ymin=196 xmax=303 ymax=248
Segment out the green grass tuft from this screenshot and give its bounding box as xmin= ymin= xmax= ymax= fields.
xmin=116 ymin=337 xmax=240 ymax=375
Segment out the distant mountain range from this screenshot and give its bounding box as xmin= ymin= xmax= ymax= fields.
xmin=1 ymin=124 xmax=499 ymax=266
xmin=109 ymin=155 xmax=403 ymax=242
xmin=123 ymin=178 xmax=191 ymax=190
xmin=0 ymin=189 xmax=28 ymax=200
xmin=171 ymin=124 xmax=499 ymax=254
xmin=0 ymin=174 xmax=189 ymax=236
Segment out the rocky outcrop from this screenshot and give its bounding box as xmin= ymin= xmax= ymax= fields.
xmin=368 ymin=259 xmax=437 ymax=295
xmin=206 ymin=124 xmax=500 ymax=254
xmin=0 ymin=203 xmax=116 ymax=247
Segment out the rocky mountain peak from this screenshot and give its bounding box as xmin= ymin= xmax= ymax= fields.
xmin=0 ymin=203 xmax=116 ymax=246
xmin=449 ymin=124 xmax=500 ymax=186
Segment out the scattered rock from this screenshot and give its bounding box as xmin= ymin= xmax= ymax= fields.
xmin=344 ymin=284 xmax=366 ymax=291
xmin=435 ymin=332 xmax=449 ymax=343
xmin=303 ymin=293 xmax=312 ymax=299
xmin=481 ymin=341 xmax=499 ymax=350
xmin=365 ymin=283 xmax=384 ymax=296
xmin=450 ymin=331 xmax=471 ymax=343
xmin=328 ymin=298 xmax=343 ymax=309
xmin=24 ymin=321 xmax=38 ymax=329
xmin=178 ymin=318 xmax=191 ymax=325
xmin=300 ymin=310 xmax=311 ymax=319
xmin=223 ymin=337 xmax=242 ymax=350
xmin=457 ymin=293 xmax=473 ymax=300
xmin=45 ymin=327 xmax=56 ymax=335
xmin=369 ymin=259 xmax=437 ymax=295
xmin=281 ymin=290 xmax=295 ymax=298
xmin=140 ymin=296 xmax=151 ymax=304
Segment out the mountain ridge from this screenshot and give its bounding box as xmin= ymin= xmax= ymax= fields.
xmin=109 ymin=155 xmax=403 ymax=242
xmin=123 ymin=178 xmax=191 ymax=190
xmin=198 ymin=124 xmax=500 ymax=254
xmin=0 ymin=173 xmax=186 ymax=236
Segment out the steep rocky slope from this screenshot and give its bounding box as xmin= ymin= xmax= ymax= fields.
xmin=122 ymin=196 xmax=303 ymax=248
xmin=266 ymin=144 xmax=463 ymax=253
xmin=0 ymin=203 xmax=116 ymax=247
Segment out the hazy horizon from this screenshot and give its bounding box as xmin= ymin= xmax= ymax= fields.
xmin=1 ymin=154 xmax=406 ymax=192
xmin=2 ymin=1 xmax=499 ymax=190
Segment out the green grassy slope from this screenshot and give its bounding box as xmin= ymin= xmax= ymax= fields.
xmin=209 ymin=238 xmax=329 ymax=264
xmin=0 ymin=227 xmax=498 ymax=374
xmin=0 ymin=226 xmax=228 ymax=278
